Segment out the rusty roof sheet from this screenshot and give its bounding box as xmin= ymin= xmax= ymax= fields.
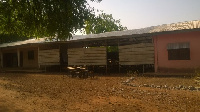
xmin=70 ymin=20 xmax=200 ymax=41
xmin=0 ymin=38 xmax=46 ymax=48
xmin=0 ymin=20 xmax=200 ymax=48
xmin=150 ymin=20 xmax=200 ymax=33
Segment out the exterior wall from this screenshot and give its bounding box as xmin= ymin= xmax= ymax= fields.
xmin=68 ymin=47 xmax=107 ymax=65
xmin=119 ymin=43 xmax=154 ymax=65
xmin=38 ymin=49 xmax=60 ymax=66
xmin=154 ymin=31 xmax=200 ymax=72
xmin=1 ymin=46 xmax=60 ymax=69
xmin=1 ymin=47 xmax=38 ymax=68
xmin=20 ymin=47 xmax=38 ymax=68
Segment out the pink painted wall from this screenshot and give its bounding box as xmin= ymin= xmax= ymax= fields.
xmin=154 ymin=31 xmax=200 ymax=73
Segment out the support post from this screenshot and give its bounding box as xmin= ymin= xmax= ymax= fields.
xmin=0 ymin=50 xmax=3 ymax=68
xmin=143 ymin=64 xmax=145 ymax=74
xmin=105 ymin=40 xmax=108 ymax=74
xmin=38 ymin=47 xmax=40 ymax=69
xmin=83 ymin=41 xmax=86 ymax=66
xmin=118 ymin=38 xmax=120 ymax=73
xmin=154 ymin=36 xmax=158 ymax=72
xmin=59 ymin=44 xmax=61 ymax=72
xmin=17 ymin=49 xmax=20 ymax=67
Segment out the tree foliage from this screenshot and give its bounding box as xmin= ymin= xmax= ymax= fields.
xmin=0 ymin=34 xmax=29 ymax=44
xmin=107 ymin=46 xmax=118 ymax=52
xmin=84 ymin=12 xmax=127 ymax=53
xmin=0 ymin=0 xmax=128 ymax=43
xmin=0 ymin=0 xmax=101 ymax=40
xmin=85 ymin=13 xmax=127 ymax=34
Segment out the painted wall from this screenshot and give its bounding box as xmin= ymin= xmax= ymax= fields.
xmin=154 ymin=31 xmax=200 ymax=72
xmin=20 ymin=47 xmax=38 ymax=68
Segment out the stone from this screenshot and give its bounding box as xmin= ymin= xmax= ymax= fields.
xmin=195 ymin=80 xmax=200 ymax=85
xmin=181 ymin=87 xmax=187 ymax=90
xmin=112 ymin=88 xmax=116 ymax=92
xmin=196 ymin=77 xmax=200 ymax=80
xmin=156 ymin=85 xmax=161 ymax=89
xmin=151 ymin=84 xmax=155 ymax=88
xmin=176 ymin=86 xmax=181 ymax=90
xmin=188 ymin=86 xmax=196 ymax=91
xmin=143 ymin=84 xmax=149 ymax=87
xmin=178 ymin=85 xmax=183 ymax=88
xmin=163 ymin=85 xmax=168 ymax=89
xmin=125 ymin=79 xmax=130 ymax=83
xmin=125 ymin=83 xmax=130 ymax=86
xmin=130 ymin=84 xmax=137 ymax=87
xmin=195 ymin=87 xmax=200 ymax=91
xmin=121 ymin=81 xmax=127 ymax=84
xmin=130 ymin=77 xmax=135 ymax=80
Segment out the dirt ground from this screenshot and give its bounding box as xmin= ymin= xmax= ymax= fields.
xmin=0 ymin=73 xmax=200 ymax=112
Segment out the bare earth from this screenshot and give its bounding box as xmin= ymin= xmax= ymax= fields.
xmin=0 ymin=73 xmax=200 ymax=112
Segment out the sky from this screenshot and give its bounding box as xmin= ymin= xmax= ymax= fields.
xmin=87 ymin=0 xmax=200 ymax=30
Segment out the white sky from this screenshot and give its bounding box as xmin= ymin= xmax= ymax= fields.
xmin=87 ymin=0 xmax=200 ymax=30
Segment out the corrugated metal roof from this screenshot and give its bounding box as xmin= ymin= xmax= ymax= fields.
xmin=150 ymin=20 xmax=200 ymax=33
xmin=70 ymin=20 xmax=200 ymax=41
xmin=0 ymin=20 xmax=200 ymax=48
xmin=0 ymin=38 xmax=46 ymax=48
xmin=70 ymin=27 xmax=155 ymax=41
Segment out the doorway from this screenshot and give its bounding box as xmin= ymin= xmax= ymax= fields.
xmin=107 ymin=46 xmax=119 ymax=73
xmin=3 ymin=53 xmax=18 ymax=67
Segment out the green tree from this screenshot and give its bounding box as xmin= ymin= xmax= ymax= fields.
xmin=85 ymin=13 xmax=127 ymax=52
xmin=0 ymin=34 xmax=30 ymax=44
xmin=85 ymin=13 xmax=127 ymax=34
xmin=0 ymin=0 xmax=101 ymax=40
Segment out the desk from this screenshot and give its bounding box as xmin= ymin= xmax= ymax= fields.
xmin=67 ymin=66 xmax=94 ymax=78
